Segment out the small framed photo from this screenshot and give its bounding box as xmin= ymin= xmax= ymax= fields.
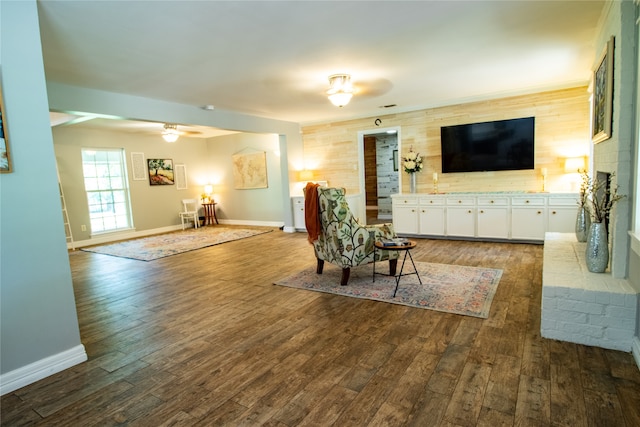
xmin=592 ymin=36 xmax=614 ymax=144
xmin=0 ymin=86 xmax=12 ymax=173
xmin=147 ymin=158 xmax=174 ymax=185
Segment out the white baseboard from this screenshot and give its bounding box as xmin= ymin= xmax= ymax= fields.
xmin=68 ymin=220 xmax=288 ymax=250
xmin=0 ymin=344 xmax=87 ymax=396
xmin=633 ymin=336 xmax=640 ymax=373
xmin=69 ymin=225 xmax=182 ymax=249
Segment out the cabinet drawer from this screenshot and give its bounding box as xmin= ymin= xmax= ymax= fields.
xmin=511 ymin=197 xmax=545 ymax=206
xmin=446 ymin=197 xmax=475 ymax=206
xmin=548 ymin=196 xmax=579 ymax=206
xmin=419 ymin=197 xmax=444 ymax=206
xmin=395 ymin=197 xmax=418 ymax=206
xmin=477 ymin=196 xmax=509 ymax=206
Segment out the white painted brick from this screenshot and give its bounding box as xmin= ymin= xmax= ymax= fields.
xmin=558 ymin=321 xmax=604 ymax=338
xmin=554 ymin=310 xmax=588 ymax=324
xmin=542 ymin=297 xmax=557 ymax=309
xmin=605 ymin=306 xmax=636 ymax=319
xmin=557 ymin=299 xmax=604 ymax=315
xmin=604 ymin=328 xmax=634 ymax=342
xmin=589 ymin=315 xmax=635 ymax=330
xmin=609 ymin=293 xmax=628 ymax=307
xmin=594 ymin=293 xmax=610 ymax=305
xmin=542 ymin=234 xmax=637 ymax=352
xmin=541 ymin=318 xmax=557 ymax=331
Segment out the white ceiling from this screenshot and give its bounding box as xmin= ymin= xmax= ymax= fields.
xmin=38 ymin=0 xmax=604 ymax=137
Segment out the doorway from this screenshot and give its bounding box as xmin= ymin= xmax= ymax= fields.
xmin=357 ymin=127 xmax=400 ymax=225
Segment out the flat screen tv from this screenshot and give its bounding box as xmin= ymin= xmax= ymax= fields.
xmin=440 ymin=117 xmax=535 ymax=173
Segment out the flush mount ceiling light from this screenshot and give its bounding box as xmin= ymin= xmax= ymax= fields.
xmin=162 ymin=123 xmax=179 ymax=142
xmin=327 ymin=74 xmax=353 ymax=107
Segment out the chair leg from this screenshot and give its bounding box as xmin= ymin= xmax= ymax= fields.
xmin=316 ymin=258 xmax=324 ymax=274
xmin=389 ymin=259 xmax=397 ymax=276
xmin=340 ymin=268 xmax=351 ymax=286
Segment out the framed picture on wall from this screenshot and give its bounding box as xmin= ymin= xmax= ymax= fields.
xmin=592 ymin=36 xmax=614 ymax=144
xmin=393 ymin=150 xmax=398 ymax=171
xmin=0 ymin=85 xmax=12 ymax=173
xmin=147 ymin=158 xmax=174 ymax=185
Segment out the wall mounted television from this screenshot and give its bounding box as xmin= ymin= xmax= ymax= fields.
xmin=440 ymin=117 xmax=535 ymax=173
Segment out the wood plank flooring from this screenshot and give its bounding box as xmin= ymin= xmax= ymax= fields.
xmin=2 ymin=228 xmax=639 ymax=426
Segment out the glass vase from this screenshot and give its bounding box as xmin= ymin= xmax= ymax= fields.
xmin=575 ymin=207 xmax=590 ymax=242
xmin=585 ymin=222 xmax=609 ymax=273
xmin=410 ymin=173 xmax=417 ymax=193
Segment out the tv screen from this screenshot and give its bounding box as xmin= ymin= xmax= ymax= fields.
xmin=440 ymin=117 xmax=535 ymax=173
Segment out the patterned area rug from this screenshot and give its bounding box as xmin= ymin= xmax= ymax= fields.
xmin=275 ymin=262 xmax=502 ymax=318
xmin=82 ymin=227 xmax=273 ymax=261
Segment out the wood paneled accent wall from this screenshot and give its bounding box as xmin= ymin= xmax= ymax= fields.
xmin=302 ymin=87 xmax=590 ymax=195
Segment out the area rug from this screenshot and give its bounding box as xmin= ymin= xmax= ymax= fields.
xmin=275 ymin=262 xmax=502 ymax=318
xmin=82 ymin=227 xmax=272 ymax=261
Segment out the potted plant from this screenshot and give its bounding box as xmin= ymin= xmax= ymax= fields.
xmin=402 ymin=147 xmax=423 ymax=193
xmin=582 ymin=172 xmax=625 ymax=273
xmin=575 ymin=172 xmax=591 ymax=242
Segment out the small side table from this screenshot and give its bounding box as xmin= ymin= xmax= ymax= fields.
xmin=373 ymin=240 xmax=422 ymax=297
xmin=201 ymin=203 xmax=219 ymax=225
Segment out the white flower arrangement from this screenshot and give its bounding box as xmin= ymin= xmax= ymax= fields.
xmin=402 ymin=147 xmax=423 ymax=174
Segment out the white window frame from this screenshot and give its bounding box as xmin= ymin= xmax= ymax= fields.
xmin=81 ymin=148 xmax=134 ymax=234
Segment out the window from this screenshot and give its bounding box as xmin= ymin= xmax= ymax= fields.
xmin=82 ymin=148 xmax=133 ymax=233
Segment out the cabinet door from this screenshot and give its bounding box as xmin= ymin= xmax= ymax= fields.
xmin=511 ymin=207 xmax=545 ymax=240
xmin=477 ymin=207 xmax=509 ymax=239
xmin=292 ymin=197 xmax=306 ymax=230
xmin=393 ymin=205 xmax=419 ymax=234
xmin=446 ymin=207 xmax=475 ymax=237
xmin=419 ymin=206 xmax=445 ymax=235
xmin=548 ymin=207 xmax=577 ymax=232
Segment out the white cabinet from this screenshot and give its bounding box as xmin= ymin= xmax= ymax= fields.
xmin=477 ymin=197 xmax=509 ymax=239
xmin=392 ymin=196 xmax=419 ymax=234
xmin=418 ymin=196 xmax=445 ymax=235
xmin=446 ymin=196 xmax=475 ymax=237
xmin=511 ymin=196 xmax=546 ymax=240
xmin=292 ymin=197 xmax=306 ymax=230
xmin=392 ymin=192 xmax=578 ymax=243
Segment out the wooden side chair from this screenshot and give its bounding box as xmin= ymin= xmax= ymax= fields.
xmin=179 ymin=199 xmax=199 ymax=230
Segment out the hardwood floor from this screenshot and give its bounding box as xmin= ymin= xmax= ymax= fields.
xmin=2 ymin=228 xmax=639 ymax=426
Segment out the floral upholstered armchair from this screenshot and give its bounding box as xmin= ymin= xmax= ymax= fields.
xmin=305 ymin=186 xmax=399 ymax=286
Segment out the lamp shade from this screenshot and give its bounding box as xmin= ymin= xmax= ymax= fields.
xmin=564 ymin=157 xmax=586 ymax=173
xmin=204 ymin=184 xmax=213 ymax=195
xmin=298 ymin=170 xmax=314 ymax=181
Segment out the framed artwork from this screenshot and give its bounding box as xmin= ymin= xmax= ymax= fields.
xmin=393 ymin=150 xmax=398 ymax=171
xmin=592 ymin=36 xmax=614 ymax=144
xmin=174 ymin=163 xmax=187 ymax=190
xmin=232 ymin=151 xmax=268 ymax=189
xmin=147 ymin=158 xmax=174 ymax=185
xmin=130 ymin=152 xmax=146 ymax=180
xmin=0 ymin=85 xmax=12 ymax=173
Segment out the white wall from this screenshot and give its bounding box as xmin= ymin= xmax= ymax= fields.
xmin=205 ymin=133 xmax=283 ymax=224
xmin=0 ymin=0 xmax=86 ymax=394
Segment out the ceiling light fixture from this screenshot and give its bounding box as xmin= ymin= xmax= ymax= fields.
xmin=327 ymin=74 xmax=353 ymax=107
xmin=162 ymin=123 xmax=179 ymax=142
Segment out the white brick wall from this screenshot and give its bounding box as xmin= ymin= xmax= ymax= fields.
xmin=541 ymin=233 xmax=637 ymax=352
